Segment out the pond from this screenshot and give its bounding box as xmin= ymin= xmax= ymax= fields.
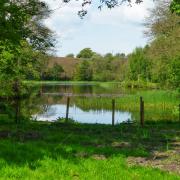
xmin=31 ymin=83 xmax=179 ymax=124
xmin=33 ymin=83 xmax=133 ymax=124
xmin=0 ymin=82 xmax=179 ymax=124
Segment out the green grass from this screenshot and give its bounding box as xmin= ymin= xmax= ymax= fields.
xmin=24 ymin=80 xmax=161 ymax=89
xmin=24 ymin=80 xmax=112 ymax=85
xmin=0 ymin=120 xmax=179 ymax=179
xmin=74 ymin=90 xmax=179 ymax=121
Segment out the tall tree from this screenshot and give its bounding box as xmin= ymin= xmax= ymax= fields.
xmin=0 ymin=0 xmax=54 ymax=50
xmin=128 ymin=47 xmax=151 ymax=81
xmin=145 ymin=0 xmax=180 ymax=87
xmin=75 ymin=60 xmax=92 ymax=81
xmin=0 ymin=0 xmax=54 ymax=97
xmin=77 ymin=48 xmax=94 ymax=59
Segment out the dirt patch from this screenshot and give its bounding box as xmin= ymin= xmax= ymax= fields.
xmin=127 ymin=150 xmax=180 ymax=175
xmin=92 ymin=154 xmax=107 ymax=160
xmin=152 ymin=152 xmax=169 ymax=160
xmin=170 ymin=142 xmax=180 ymax=150
xmin=111 ymin=141 xmax=130 ymax=148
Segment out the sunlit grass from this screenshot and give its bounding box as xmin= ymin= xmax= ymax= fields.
xmin=74 ymin=90 xmax=179 ymax=122
xmin=0 ymin=120 xmax=179 ymax=179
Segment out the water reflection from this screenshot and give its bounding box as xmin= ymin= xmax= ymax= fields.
xmin=40 ymin=83 xmax=132 ymax=95
xmin=0 ymin=83 xmax=179 ymax=124
xmin=33 ymin=104 xmax=132 ymax=124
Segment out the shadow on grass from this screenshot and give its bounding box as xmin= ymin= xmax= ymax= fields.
xmin=0 ymin=120 xmax=179 ymax=170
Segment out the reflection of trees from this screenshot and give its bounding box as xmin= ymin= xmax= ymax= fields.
xmin=41 ymin=84 xmax=119 ymax=95
xmin=0 ymin=86 xmax=63 ymax=123
xmin=1 ymin=84 xmax=178 ymax=123
xmin=41 ymin=106 xmax=57 ymax=117
xmin=72 ymin=85 xmax=93 ymax=94
xmin=42 ymin=104 xmax=49 ymax=113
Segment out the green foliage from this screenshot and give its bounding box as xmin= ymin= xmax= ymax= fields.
xmin=170 ymin=0 xmax=180 ymax=15
xmin=66 ymin=53 xmax=75 ymax=58
xmin=77 ymin=48 xmax=95 ymax=58
xmin=104 ymin=53 xmax=114 ymax=61
xmin=75 ymin=60 xmax=92 ymax=81
xmin=0 ymin=0 xmax=54 ymax=50
xmin=90 ymin=53 xmax=127 ymax=82
xmin=58 ymin=4 xmax=179 ymax=89
xmin=0 ymin=41 xmax=49 ymax=97
xmin=128 ymin=48 xmax=151 ymax=81
xmin=143 ymin=0 xmax=180 ymax=88
xmin=0 ymin=0 xmax=54 ymax=97
xmin=74 ymin=89 xmax=179 ymax=122
xmin=42 ymin=63 xmax=64 ymax=81
xmin=168 ymin=55 xmax=180 ymax=88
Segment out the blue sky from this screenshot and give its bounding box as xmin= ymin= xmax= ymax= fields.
xmin=44 ymin=0 xmax=154 ymax=57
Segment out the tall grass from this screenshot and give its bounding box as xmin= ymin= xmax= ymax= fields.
xmin=74 ymin=90 xmax=179 ymax=122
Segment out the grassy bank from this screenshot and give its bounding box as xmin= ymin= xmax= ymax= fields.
xmin=0 ymin=120 xmax=179 ymax=179
xmin=24 ymin=80 xmax=110 ymax=85
xmin=74 ymin=90 xmax=179 ymax=121
xmin=24 ymin=80 xmax=160 ymax=89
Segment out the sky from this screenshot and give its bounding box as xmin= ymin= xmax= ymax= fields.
xmin=44 ymin=0 xmax=154 ymax=57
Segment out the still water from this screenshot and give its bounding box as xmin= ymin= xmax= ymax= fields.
xmin=33 ymin=83 xmax=133 ymax=124
xmin=34 ymin=104 xmax=132 ymax=124
xmin=30 ymin=83 xmax=179 ymax=124
xmin=0 ymin=83 xmax=178 ymax=124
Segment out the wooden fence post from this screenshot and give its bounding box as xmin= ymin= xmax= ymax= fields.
xmin=140 ymin=97 xmax=144 ymax=127
xmin=66 ymin=97 xmax=70 ymax=122
xmin=112 ymin=99 xmax=115 ymax=126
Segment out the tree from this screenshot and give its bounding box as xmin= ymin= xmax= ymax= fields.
xmin=66 ymin=53 xmax=75 ymax=58
xmin=104 ymin=53 xmax=114 ymax=61
xmin=0 ymin=0 xmax=54 ymax=97
xmin=75 ymin=60 xmax=92 ymax=81
xmin=144 ymin=0 xmax=180 ymax=86
xmin=0 ymin=0 xmax=54 ymax=50
xmin=170 ymin=0 xmax=180 ymax=15
xmin=77 ymin=48 xmax=94 ymax=59
xmin=45 ymin=64 xmax=64 ymax=80
xmin=115 ymin=53 xmax=126 ymax=59
xmin=168 ymin=56 xmax=180 ymax=88
xmin=128 ymin=47 xmax=151 ymax=81
xmin=48 ymin=63 xmax=64 ymax=80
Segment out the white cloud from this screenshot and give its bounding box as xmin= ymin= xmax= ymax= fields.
xmin=43 ymin=0 xmax=86 ymax=37
xmin=42 ymin=0 xmax=153 ymax=56
xmin=88 ymin=1 xmax=153 ymax=26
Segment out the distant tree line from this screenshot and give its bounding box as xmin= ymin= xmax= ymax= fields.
xmin=25 ymin=0 xmax=179 ymax=89
xmin=66 ymin=1 xmax=180 ymax=89
xmin=0 ymin=0 xmax=179 ymax=98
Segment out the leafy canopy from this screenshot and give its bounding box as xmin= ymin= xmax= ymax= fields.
xmin=0 ymin=0 xmax=54 ymax=97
